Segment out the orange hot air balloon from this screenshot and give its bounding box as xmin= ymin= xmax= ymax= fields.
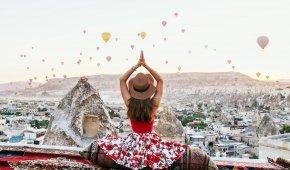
xmin=102 ymin=32 xmax=111 ymax=43
xmin=257 ymin=36 xmax=269 ymax=49
xmin=106 ymin=56 xmax=111 ymax=62
xmin=227 ymin=60 xmax=232 ymax=65
xmin=162 ymin=21 xmax=167 ymax=27
xmin=256 ymin=72 xmax=261 ymax=78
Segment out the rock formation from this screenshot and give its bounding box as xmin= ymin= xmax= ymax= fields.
xmin=256 ymin=114 xmax=279 ymax=137
xmin=154 ymin=106 xmax=184 ymax=142
xmin=43 ymin=77 xmax=117 ymax=147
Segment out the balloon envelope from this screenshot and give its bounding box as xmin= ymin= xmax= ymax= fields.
xmin=162 ymin=21 xmax=167 ymax=27
xmin=139 ymin=32 xmax=146 ymax=39
xmin=257 ymin=36 xmax=269 ymax=49
xmin=256 ymin=72 xmax=261 ymax=78
xmin=102 ymin=32 xmax=111 ymax=43
xmin=106 ymin=56 xmax=111 ymax=62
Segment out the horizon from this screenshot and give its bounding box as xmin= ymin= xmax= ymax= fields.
xmin=1 ymin=0 xmax=290 ymax=83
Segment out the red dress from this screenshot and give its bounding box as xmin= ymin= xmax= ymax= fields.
xmin=97 ymin=117 xmax=186 ymax=169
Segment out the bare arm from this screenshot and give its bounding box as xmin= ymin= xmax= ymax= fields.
xmin=140 ymin=51 xmax=163 ymax=107
xmin=119 ymin=64 xmax=139 ymax=107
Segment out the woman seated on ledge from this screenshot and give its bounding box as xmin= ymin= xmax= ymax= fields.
xmin=86 ymin=51 xmax=218 ymax=170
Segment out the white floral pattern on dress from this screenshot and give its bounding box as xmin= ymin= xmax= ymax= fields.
xmin=98 ymin=131 xmax=186 ymax=170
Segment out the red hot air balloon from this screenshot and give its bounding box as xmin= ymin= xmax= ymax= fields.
xmin=162 ymin=21 xmax=167 ymax=27
xmin=257 ymin=36 xmax=269 ymax=49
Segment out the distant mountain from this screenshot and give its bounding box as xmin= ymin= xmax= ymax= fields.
xmin=6 ymin=72 xmax=274 ymax=97
xmin=0 ymin=81 xmax=42 ymax=92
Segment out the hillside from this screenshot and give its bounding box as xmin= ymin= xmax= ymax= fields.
xmin=4 ymin=72 xmax=274 ymax=97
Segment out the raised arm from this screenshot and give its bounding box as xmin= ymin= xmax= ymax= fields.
xmin=119 ymin=61 xmax=141 ymax=107
xmin=140 ymin=51 xmax=163 ymax=106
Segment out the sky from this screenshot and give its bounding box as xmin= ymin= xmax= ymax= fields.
xmin=0 ymin=0 xmax=290 ymax=83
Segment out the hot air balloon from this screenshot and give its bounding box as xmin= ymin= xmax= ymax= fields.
xmin=227 ymin=60 xmax=232 ymax=65
xmin=42 ymin=59 xmax=45 ymax=62
xmin=181 ymin=29 xmax=185 ymax=33
xmin=29 ymin=79 xmax=33 ymax=82
xmin=139 ymin=32 xmax=147 ymax=39
xmin=80 ymin=52 xmax=82 ymax=55
xmin=130 ymin=45 xmax=134 ymax=49
xmin=106 ymin=56 xmax=111 ymax=62
xmin=83 ymin=30 xmax=86 ymax=34
xmin=63 ymin=75 xmax=67 ymax=79
xmin=165 ymin=60 xmax=168 ymax=64
xmin=23 ymin=55 xmax=26 ymax=58
xmin=26 ymin=67 xmax=30 ymax=70
xmin=266 ymin=75 xmax=270 ymax=80
xmin=174 ymin=12 xmax=178 ymax=17
xmin=34 ymin=77 xmax=37 ymax=80
xmin=163 ymin=37 xmax=167 ymax=41
xmin=96 ymin=47 xmax=100 ymax=50
xmin=188 ymin=50 xmax=192 ymax=54
xmin=115 ymin=38 xmax=118 ymax=41
xmin=162 ymin=21 xmax=167 ymax=27
xmin=77 ymin=59 xmax=82 ymax=65
xmin=102 ymin=32 xmax=111 ymax=43
xmin=51 ymin=68 xmax=54 ymax=71
xmin=204 ymin=45 xmax=208 ymax=48
xmin=257 ymin=36 xmax=269 ymax=49
xmin=177 ymin=66 xmax=181 ymax=71
xmin=89 ymin=57 xmax=92 ymax=60
xmin=61 ymin=61 xmax=64 ymax=66
xmin=256 ymin=72 xmax=261 ymax=78
xmin=152 ymin=44 xmax=155 ymax=47
xmin=232 ymin=66 xmax=235 ymax=70
xmin=45 ymin=76 xmax=48 ymax=79
xmin=97 ymin=63 xmax=100 ymax=67
xmin=52 ymin=74 xmax=56 ymax=77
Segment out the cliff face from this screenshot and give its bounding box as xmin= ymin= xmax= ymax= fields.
xmin=43 ymin=77 xmax=117 ymax=147
xmin=256 ymin=114 xmax=279 ymax=138
xmin=155 ymin=107 xmax=184 ymax=142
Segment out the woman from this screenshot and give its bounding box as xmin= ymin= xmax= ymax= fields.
xmin=86 ymin=51 xmax=218 ymax=170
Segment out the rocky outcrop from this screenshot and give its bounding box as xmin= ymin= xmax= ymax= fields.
xmin=256 ymin=114 xmax=279 ymax=137
xmin=155 ymin=107 xmax=184 ymax=142
xmin=43 ymin=77 xmax=117 ymax=147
